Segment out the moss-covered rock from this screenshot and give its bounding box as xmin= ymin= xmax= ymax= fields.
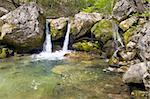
xmin=91 ymin=19 xmax=113 ymax=43
xmin=123 ymin=26 xmax=139 ymax=46
xmin=108 ymin=56 xmax=119 ymax=66
xmin=49 ymin=17 xmax=68 ymax=40
xmin=0 ymin=48 xmax=13 ymax=59
xmin=131 ymin=90 xmax=148 ymax=99
xmin=119 ymin=16 xmax=138 ymax=31
xmin=72 ymin=40 xmax=99 ymax=52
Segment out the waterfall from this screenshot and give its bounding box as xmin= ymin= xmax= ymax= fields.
xmin=112 ymin=21 xmax=124 ymax=57
xmin=62 ymin=20 xmax=71 ymax=52
xmin=43 ymin=20 xmax=52 ymax=53
xmin=32 ymin=19 xmax=71 ymax=61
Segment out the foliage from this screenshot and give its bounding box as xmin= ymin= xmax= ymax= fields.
xmin=83 ymin=0 xmax=116 ymax=15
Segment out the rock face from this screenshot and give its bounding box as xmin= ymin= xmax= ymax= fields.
xmin=138 ymin=21 xmax=150 ymax=61
xmin=113 ymin=0 xmax=137 ymax=21
xmin=91 ymin=19 xmax=113 ymax=43
xmin=0 ymin=0 xmax=16 ymax=17
xmin=0 ymin=3 xmax=45 ymax=53
xmin=71 ymin=12 xmax=102 ymax=40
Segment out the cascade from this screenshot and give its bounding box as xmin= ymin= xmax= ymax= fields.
xmin=112 ymin=21 xmax=124 ymax=57
xmin=43 ymin=20 xmax=52 ymax=53
xmin=62 ymin=20 xmax=71 ymax=52
xmin=32 ymin=19 xmax=71 ymax=60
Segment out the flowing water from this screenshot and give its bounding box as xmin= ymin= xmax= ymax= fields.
xmin=0 ymin=55 xmax=130 ymax=99
xmin=43 ymin=20 xmax=52 ymax=53
xmin=62 ymin=21 xmax=71 ymax=52
xmin=112 ymin=21 xmax=124 ymax=57
xmin=32 ymin=19 xmax=71 ymax=61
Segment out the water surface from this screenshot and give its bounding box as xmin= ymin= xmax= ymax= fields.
xmin=0 ymin=55 xmax=130 ymax=99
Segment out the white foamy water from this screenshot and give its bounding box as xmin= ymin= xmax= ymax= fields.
xmin=32 ymin=19 xmax=71 ymax=61
xmin=62 ymin=21 xmax=71 ymax=52
xmin=43 ymin=20 xmax=52 ymax=53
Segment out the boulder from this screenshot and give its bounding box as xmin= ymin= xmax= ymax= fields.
xmin=71 ymin=12 xmax=102 ymax=40
xmin=49 ymin=17 xmax=68 ymax=40
xmin=91 ymin=19 xmax=113 ymax=44
xmin=123 ymin=62 xmax=149 ymax=84
xmin=0 ymin=3 xmax=45 ymax=53
xmin=113 ymin=0 xmax=137 ymax=21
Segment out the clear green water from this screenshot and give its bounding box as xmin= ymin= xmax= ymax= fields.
xmin=0 ymin=56 xmax=130 ymax=99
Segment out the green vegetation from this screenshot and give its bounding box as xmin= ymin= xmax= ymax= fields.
xmin=72 ymin=40 xmax=99 ymax=52
xmin=83 ymin=0 xmax=116 ymax=15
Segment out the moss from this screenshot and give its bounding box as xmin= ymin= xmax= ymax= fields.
xmin=0 ymin=48 xmax=7 ymax=59
xmin=123 ymin=27 xmax=137 ymax=46
xmin=51 ymin=26 xmax=66 ymax=41
xmin=91 ymin=19 xmax=113 ymax=43
xmin=72 ymin=40 xmax=99 ymax=52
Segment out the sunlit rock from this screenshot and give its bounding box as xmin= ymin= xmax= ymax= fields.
xmin=71 ymin=12 xmax=102 ymax=39
xmin=119 ymin=16 xmax=138 ymax=31
xmin=0 ymin=2 xmax=45 ymax=53
xmin=113 ymin=0 xmax=137 ymax=21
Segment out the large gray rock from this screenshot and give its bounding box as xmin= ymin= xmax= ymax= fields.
xmin=0 ymin=2 xmax=45 ymax=52
xmin=113 ymin=0 xmax=137 ymax=21
xmin=123 ymin=62 xmax=149 ymax=83
xmin=71 ymin=12 xmax=102 ymax=40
